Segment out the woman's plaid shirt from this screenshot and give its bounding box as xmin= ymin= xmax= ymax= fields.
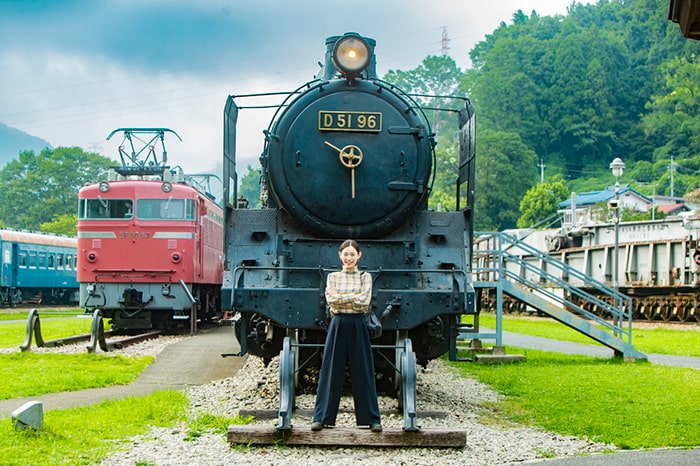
xmin=325 ymin=267 xmax=372 ymax=315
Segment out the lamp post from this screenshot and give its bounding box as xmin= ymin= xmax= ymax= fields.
xmin=610 ymin=157 xmax=625 ymax=336
xmin=609 ymin=157 xmax=625 ymax=292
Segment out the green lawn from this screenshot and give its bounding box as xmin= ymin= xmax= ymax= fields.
xmin=0 ymin=312 xmax=108 ymax=348
xmin=0 ymin=308 xmax=84 ymax=321
xmin=453 ymin=348 xmax=699 ymax=450
xmin=475 ymin=312 xmax=700 ymax=357
xmin=0 ymin=352 xmax=153 ymax=399
xmin=1 ymin=391 xmax=187 ymax=466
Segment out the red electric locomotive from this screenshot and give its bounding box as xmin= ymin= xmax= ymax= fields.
xmin=77 ymin=128 xmax=224 ymax=331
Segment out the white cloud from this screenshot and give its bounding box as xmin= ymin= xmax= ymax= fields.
xmin=0 ymin=0 xmax=593 ymax=175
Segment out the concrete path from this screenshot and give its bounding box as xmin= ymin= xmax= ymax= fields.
xmin=509 ymin=447 xmax=700 ymax=465
xmin=0 ymin=325 xmax=245 ymax=418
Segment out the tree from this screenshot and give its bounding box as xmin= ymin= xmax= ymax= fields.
xmin=517 ymin=180 xmax=569 ymax=228
xmin=428 ymin=143 xmax=458 ymax=211
xmin=475 ymin=129 xmax=538 ymax=231
xmin=0 ymin=147 xmax=114 ymax=231
xmin=384 ymin=55 xmax=465 ymax=144
xmin=643 ymin=54 xmax=700 ymax=160
xmin=40 ymin=213 xmax=78 ymax=236
xmin=237 ymin=165 xmax=262 ymax=208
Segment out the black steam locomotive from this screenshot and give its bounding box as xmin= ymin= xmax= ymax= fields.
xmin=222 ymin=32 xmax=476 ymax=430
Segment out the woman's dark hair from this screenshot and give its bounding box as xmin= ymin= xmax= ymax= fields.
xmin=339 ymin=239 xmax=361 ymax=253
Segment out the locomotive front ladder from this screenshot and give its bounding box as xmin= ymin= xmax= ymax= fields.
xmin=469 ymin=231 xmax=646 ymax=360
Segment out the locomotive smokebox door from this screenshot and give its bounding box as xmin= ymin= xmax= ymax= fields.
xmin=264 ymin=34 xmax=434 ymax=239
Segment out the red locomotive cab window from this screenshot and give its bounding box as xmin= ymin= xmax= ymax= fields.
xmin=136 ymin=199 xmax=195 ymax=220
xmin=79 ymin=198 xmax=133 ymax=219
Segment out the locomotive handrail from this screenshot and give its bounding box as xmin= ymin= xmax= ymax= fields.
xmin=232 ymin=264 xmax=472 ymax=310
xmin=232 ymin=265 xmax=469 ymax=288
xmin=91 ymin=271 xmax=175 ymax=277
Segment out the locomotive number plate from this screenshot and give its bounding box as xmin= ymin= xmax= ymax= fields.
xmin=318 ymin=111 xmax=382 ymax=132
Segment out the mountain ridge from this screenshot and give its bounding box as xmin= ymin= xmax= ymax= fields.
xmin=0 ymin=122 xmax=53 ymax=167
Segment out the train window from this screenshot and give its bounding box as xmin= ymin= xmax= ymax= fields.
xmin=136 ymin=199 xmax=195 ymax=220
xmin=66 ymin=255 xmax=73 ymax=270
xmin=48 ymin=255 xmax=55 ymax=268
xmin=29 ymin=251 xmax=37 ymax=268
xmin=38 ymin=252 xmax=47 ymax=268
xmin=79 ymin=198 xmax=133 ymax=219
xmin=19 ymin=251 xmax=28 ymax=268
xmin=57 ymin=254 xmax=64 ymax=268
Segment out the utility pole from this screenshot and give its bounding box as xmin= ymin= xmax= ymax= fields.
xmin=538 ymin=158 xmax=546 ymax=184
xmin=441 ymin=26 xmax=450 ymax=56
xmin=669 ymin=155 xmax=678 ymax=197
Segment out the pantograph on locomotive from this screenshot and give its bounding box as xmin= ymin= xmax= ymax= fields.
xmin=78 ymin=128 xmax=224 ymax=335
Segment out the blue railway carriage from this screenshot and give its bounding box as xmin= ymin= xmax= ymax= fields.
xmin=0 ymin=229 xmax=78 ymax=305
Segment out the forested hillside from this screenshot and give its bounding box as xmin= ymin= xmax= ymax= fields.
xmin=465 ymin=0 xmax=700 ymax=229
xmin=368 ymin=0 xmax=700 ymax=231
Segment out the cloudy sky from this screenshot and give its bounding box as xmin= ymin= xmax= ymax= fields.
xmin=0 ymin=0 xmax=592 ymax=175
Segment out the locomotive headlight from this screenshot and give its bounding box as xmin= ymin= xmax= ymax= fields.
xmin=333 ymin=34 xmax=370 ymax=77
xmin=99 ymin=181 xmax=110 ymax=192
xmin=162 ymin=181 xmax=173 ymax=193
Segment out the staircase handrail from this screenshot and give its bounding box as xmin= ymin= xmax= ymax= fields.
xmin=474 ymin=231 xmax=634 ymax=344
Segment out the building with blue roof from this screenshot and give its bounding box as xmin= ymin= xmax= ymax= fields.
xmin=557 ymin=185 xmax=653 ymax=226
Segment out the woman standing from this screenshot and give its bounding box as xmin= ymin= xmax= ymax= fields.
xmin=311 ymin=239 xmax=382 ymax=432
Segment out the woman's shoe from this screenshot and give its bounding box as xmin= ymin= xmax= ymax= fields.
xmin=370 ymin=423 xmax=383 ymax=432
xmin=310 ymin=421 xmax=323 ymax=431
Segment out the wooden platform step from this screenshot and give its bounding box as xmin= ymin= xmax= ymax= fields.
xmin=228 ymin=425 xmax=466 ymax=448
xmin=238 ymin=407 xmax=447 ymax=420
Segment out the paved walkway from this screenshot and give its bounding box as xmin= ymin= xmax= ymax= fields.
xmin=0 ymin=325 xmax=245 ymax=418
xmin=510 ymin=447 xmax=700 ymax=465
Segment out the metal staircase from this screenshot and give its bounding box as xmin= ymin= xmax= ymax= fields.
xmin=469 ymin=231 xmax=646 ymax=360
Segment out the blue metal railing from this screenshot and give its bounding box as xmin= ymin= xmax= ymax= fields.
xmin=473 ymin=231 xmax=635 ymax=347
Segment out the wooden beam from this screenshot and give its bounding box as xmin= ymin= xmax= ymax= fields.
xmin=238 ymin=408 xmax=448 ymax=420
xmin=228 ymin=425 xmax=467 ymax=448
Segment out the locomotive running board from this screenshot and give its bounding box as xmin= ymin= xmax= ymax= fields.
xmin=227 ymin=425 xmax=466 ymax=448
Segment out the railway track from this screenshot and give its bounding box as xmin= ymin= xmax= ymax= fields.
xmin=19 ymin=308 xmax=163 ymax=353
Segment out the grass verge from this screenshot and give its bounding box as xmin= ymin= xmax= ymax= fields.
xmin=475 ymin=313 xmax=700 ymax=357
xmin=3 ymin=390 xmax=177 ymax=465
xmin=0 ymin=315 xmax=110 ymax=348
xmin=0 ymin=352 xmax=153 ymax=399
xmin=453 ymin=348 xmax=700 ymax=449
xmin=0 ymin=308 xmax=84 ymax=321
xmin=0 ymin=390 xmax=252 ymax=466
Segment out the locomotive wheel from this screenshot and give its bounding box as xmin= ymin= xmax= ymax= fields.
xmin=659 ymin=303 xmax=672 ymax=322
xmin=633 ymin=301 xmax=643 ymax=320
xmin=398 ymin=338 xmax=419 ymax=432
xmin=642 ymin=302 xmax=655 ymax=321
xmin=277 ymin=336 xmax=295 ymax=430
xmin=678 ymin=303 xmax=690 ymax=323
